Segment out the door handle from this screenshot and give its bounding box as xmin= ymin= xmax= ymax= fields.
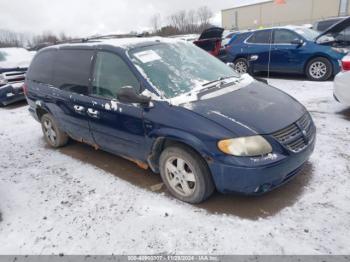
xmin=87 ymin=108 xmax=99 ymax=118
xmin=74 ymin=105 xmax=85 ymax=113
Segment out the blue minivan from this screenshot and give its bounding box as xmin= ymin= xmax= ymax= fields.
xmin=226 ymin=19 xmax=350 ymax=81
xmin=25 ymin=37 xmax=316 ymax=203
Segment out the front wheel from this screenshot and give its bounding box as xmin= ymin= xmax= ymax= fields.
xmin=306 ymin=57 xmax=332 ymax=81
xmin=159 ymin=145 xmax=215 ymax=204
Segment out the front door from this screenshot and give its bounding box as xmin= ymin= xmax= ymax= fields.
xmin=88 ymin=51 xmax=147 ymax=161
xmin=270 ymin=29 xmax=305 ymax=73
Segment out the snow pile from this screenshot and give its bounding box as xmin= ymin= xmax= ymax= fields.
xmin=0 ymin=48 xmax=34 ymax=68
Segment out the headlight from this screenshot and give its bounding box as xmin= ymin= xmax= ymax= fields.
xmin=0 ymin=74 xmax=7 ymax=85
xmin=332 ymin=47 xmax=349 ymax=54
xmin=218 ymin=136 xmax=272 ymax=157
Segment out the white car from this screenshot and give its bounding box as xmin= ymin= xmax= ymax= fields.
xmin=334 ymin=55 xmax=350 ymax=106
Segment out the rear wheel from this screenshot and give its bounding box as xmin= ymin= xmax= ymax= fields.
xmin=159 ymin=145 xmax=215 ymax=203
xmin=306 ymin=57 xmax=332 ymax=81
xmin=41 ymin=113 xmax=68 ymax=148
xmin=233 ymin=58 xmax=249 ymax=74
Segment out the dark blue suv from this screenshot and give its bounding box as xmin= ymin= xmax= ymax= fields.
xmin=25 ymin=37 xmax=316 ymax=203
xmin=226 ymin=23 xmax=350 ymax=81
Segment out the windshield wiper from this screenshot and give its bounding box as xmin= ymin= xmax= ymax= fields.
xmin=202 ymin=76 xmax=235 ymax=87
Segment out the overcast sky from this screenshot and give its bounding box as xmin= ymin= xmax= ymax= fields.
xmin=0 ymin=0 xmax=265 ymax=37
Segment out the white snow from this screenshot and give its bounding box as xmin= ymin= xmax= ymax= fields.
xmin=0 ymin=48 xmax=34 ymax=68
xmin=0 ymin=78 xmax=350 ymax=255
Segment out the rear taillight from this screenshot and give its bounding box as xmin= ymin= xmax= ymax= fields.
xmin=342 ymin=56 xmax=350 ymax=71
xmin=23 ymin=83 xmax=28 ymax=96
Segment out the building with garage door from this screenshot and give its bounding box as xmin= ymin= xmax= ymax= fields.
xmin=222 ymin=0 xmax=349 ymax=30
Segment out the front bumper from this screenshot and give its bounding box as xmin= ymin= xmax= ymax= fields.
xmin=209 ymin=138 xmax=315 ymax=195
xmin=0 ymin=83 xmax=25 ymax=106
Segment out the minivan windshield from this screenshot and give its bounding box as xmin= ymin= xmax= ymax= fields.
xmin=129 ymin=41 xmax=238 ymax=98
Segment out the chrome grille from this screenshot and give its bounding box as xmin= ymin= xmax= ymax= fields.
xmin=3 ymin=71 xmax=26 ymax=84
xmin=273 ymin=113 xmax=316 ymax=153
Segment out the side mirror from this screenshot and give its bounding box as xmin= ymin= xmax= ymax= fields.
xmin=291 ymin=38 xmax=304 ymax=46
xmin=116 ymin=86 xmax=151 ymax=106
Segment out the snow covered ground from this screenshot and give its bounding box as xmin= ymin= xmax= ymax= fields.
xmin=0 ymin=78 xmax=349 ymax=255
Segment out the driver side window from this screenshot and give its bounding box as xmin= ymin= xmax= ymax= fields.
xmin=92 ymin=52 xmax=139 ymax=99
xmin=274 ymin=29 xmax=300 ymax=44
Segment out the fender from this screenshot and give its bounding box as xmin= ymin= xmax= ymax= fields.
xmin=146 ymin=127 xmax=217 ymax=173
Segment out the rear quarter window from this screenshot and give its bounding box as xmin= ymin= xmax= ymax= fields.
xmin=26 ymin=50 xmax=55 ymax=84
xmin=52 ymin=49 xmax=94 ymax=95
xmin=230 ymin=33 xmax=253 ymax=45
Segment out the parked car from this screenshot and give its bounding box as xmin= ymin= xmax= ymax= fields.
xmin=313 ymin=17 xmax=348 ymax=32
xmin=169 ymin=34 xmax=200 ymax=42
xmin=221 ymin=30 xmax=237 ymax=47
xmin=194 ymin=27 xmax=224 ymax=57
xmin=0 ymin=48 xmax=34 ymax=106
xmin=25 ymin=37 xmax=316 ymax=203
xmin=226 ymin=18 xmax=350 ymax=81
xmin=334 ymin=55 xmax=350 ymax=106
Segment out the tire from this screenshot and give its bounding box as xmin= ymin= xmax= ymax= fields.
xmin=233 ymin=58 xmax=249 ymax=74
xmin=41 ymin=113 xmax=68 ymax=148
xmin=306 ymin=57 xmax=332 ymax=81
xmin=159 ymin=145 xmax=215 ymax=204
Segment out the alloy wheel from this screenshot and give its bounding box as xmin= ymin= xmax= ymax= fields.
xmin=165 ymin=157 xmax=196 ymax=197
xmin=309 ymin=61 xmax=327 ymax=79
xmin=234 ymin=61 xmax=248 ymax=74
xmin=43 ymin=119 xmax=57 ymax=145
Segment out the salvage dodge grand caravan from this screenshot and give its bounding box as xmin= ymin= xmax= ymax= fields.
xmin=24 ymin=37 xmax=316 ymax=203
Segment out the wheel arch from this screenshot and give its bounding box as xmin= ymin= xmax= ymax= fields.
xmin=147 ymin=133 xmax=214 ymax=174
xmin=303 ymin=54 xmax=334 ymax=75
xmin=35 ymin=103 xmax=51 ymax=121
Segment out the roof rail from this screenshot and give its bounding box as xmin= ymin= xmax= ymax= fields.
xmin=54 ymin=33 xmax=142 ymax=45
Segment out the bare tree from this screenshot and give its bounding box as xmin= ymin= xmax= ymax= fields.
xmin=197 ymin=6 xmax=213 ymax=28
xmin=150 ymin=13 xmax=161 ymax=33
xmin=170 ymin=10 xmax=190 ymax=33
xmin=185 ymin=9 xmax=197 ymax=33
xmin=0 ymin=29 xmax=22 ymax=47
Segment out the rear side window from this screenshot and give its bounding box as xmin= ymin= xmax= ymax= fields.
xmin=27 ymin=51 xmax=55 ymax=84
xmin=247 ymin=30 xmax=272 ymax=44
xmin=52 ymin=49 xmax=93 ymax=95
xmin=92 ymin=52 xmax=139 ymax=99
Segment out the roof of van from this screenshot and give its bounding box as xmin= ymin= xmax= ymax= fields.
xmin=46 ymin=37 xmax=182 ymax=50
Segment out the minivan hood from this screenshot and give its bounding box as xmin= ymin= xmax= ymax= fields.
xmin=199 ymin=27 xmax=224 ymax=40
xmin=182 ymin=81 xmax=306 ymax=136
xmin=316 ymin=16 xmax=350 ymax=41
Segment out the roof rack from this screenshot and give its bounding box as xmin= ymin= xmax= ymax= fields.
xmin=54 ymin=33 xmax=143 ymax=45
